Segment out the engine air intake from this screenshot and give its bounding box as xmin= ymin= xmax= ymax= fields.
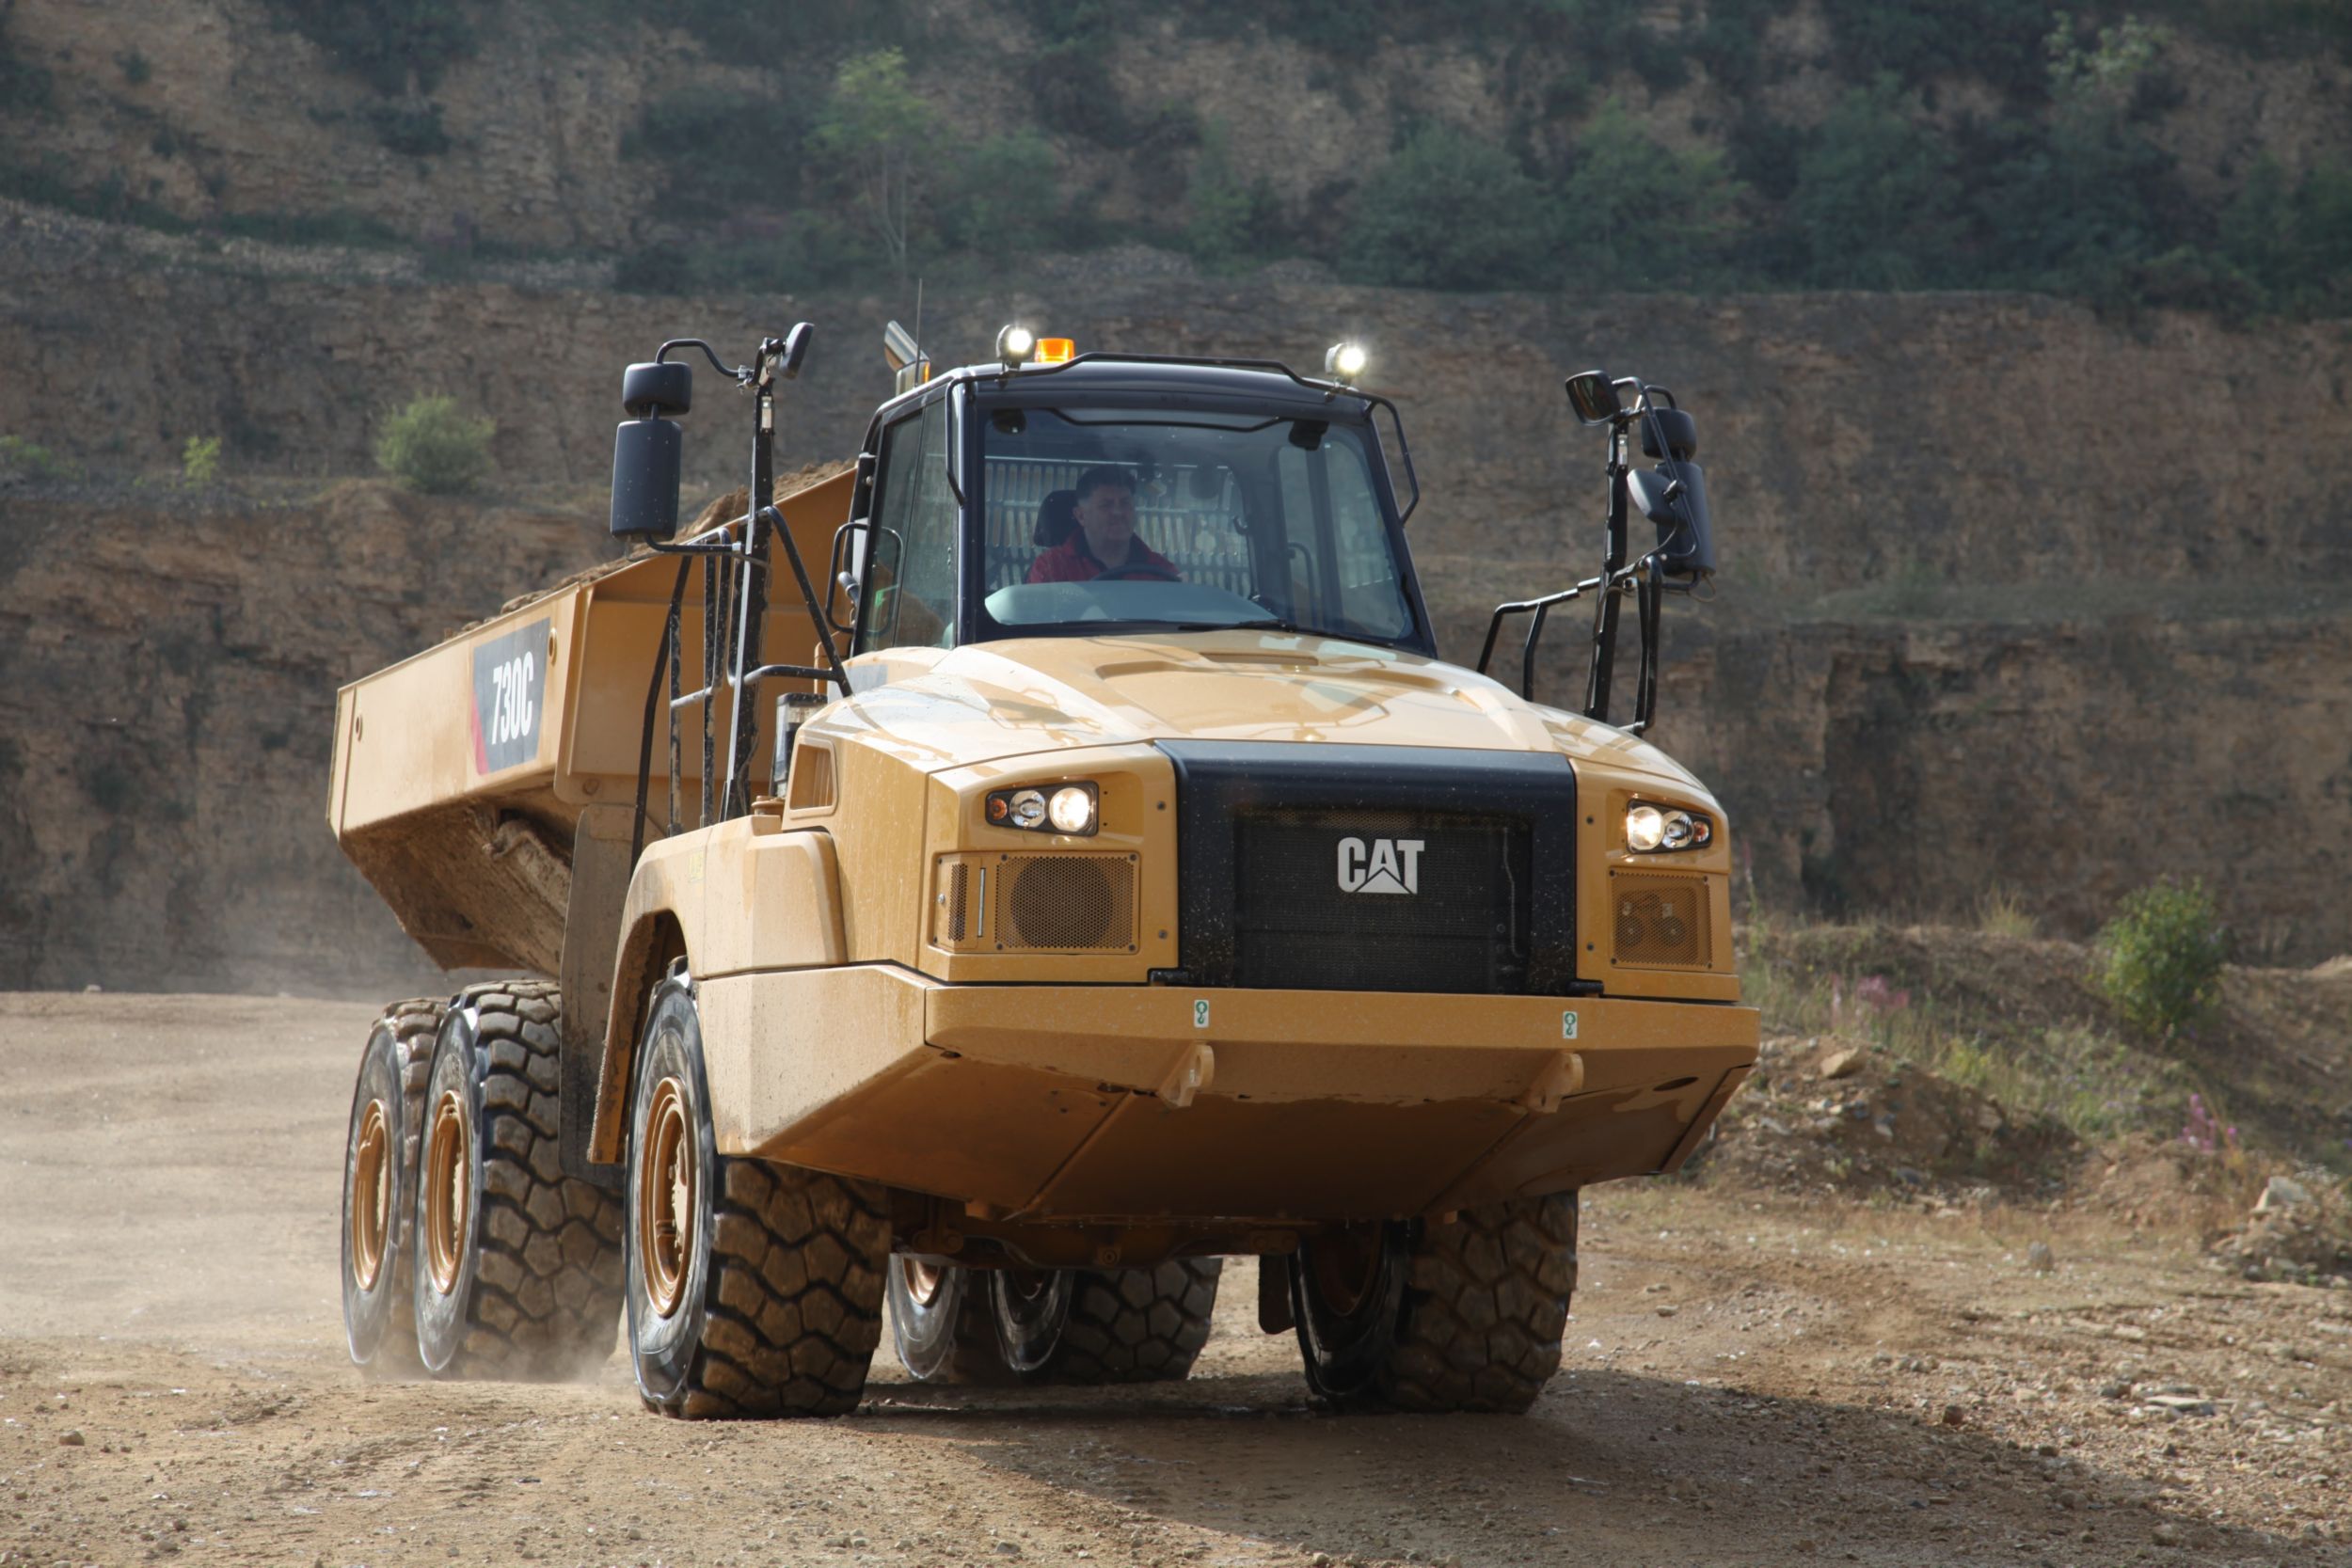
xmin=787 ymin=742 xmax=835 ymax=811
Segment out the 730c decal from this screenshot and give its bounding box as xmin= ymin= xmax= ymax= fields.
xmin=469 ymin=618 xmax=550 ymax=775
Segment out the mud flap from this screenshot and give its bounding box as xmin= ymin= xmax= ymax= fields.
xmin=1258 ymin=1255 xmax=1295 ymax=1334
xmin=559 ymin=802 xmax=636 ymax=1186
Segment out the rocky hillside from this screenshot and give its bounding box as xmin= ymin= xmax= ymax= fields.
xmin=0 ymin=1 xmax=2347 ymax=992
xmin=1 ymin=195 xmax=2348 ymax=990
xmin=3 ymin=1 xmax=2349 ymax=312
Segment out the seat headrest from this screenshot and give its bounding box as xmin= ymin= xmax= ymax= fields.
xmin=1033 ymin=489 xmax=1079 ymax=546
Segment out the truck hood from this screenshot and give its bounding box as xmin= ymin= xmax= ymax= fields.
xmin=825 ymin=632 xmax=1708 ymax=791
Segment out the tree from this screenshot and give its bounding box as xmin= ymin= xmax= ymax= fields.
xmin=940 ymin=131 xmax=1063 ymax=252
xmin=810 ymin=48 xmax=936 ymax=277
xmin=1558 ymin=98 xmax=1742 ymax=285
xmin=1341 ymin=127 xmax=1551 ymax=290
xmin=1789 ymin=76 xmax=1963 ymax=290
xmin=1184 ymin=120 xmax=1263 ymax=268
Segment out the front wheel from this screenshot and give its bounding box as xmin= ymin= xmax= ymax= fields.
xmin=1291 ymin=1193 xmax=1579 ymax=1414
xmin=625 ymin=978 xmax=890 ymax=1418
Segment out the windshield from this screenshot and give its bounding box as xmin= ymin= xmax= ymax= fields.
xmin=977 ymin=406 xmax=1418 ymax=644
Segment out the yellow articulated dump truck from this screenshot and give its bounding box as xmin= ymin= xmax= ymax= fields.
xmin=331 ymin=321 xmax=1756 ymax=1417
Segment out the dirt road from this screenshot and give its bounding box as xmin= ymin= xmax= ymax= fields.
xmin=2 ymin=994 xmax=2344 ymax=1567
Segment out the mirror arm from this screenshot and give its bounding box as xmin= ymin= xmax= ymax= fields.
xmin=1582 ymin=424 xmax=1632 ymax=722
xmin=943 ymin=381 xmax=967 ymax=507
xmin=1627 ymin=559 xmax=1664 ymax=735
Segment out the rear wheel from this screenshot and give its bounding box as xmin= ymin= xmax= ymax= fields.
xmin=988 ymin=1259 xmax=1223 ymax=1386
xmin=1291 ymin=1193 xmax=1578 ymax=1414
xmin=625 ymin=979 xmax=890 ymax=1418
xmin=410 ymin=982 xmax=624 ymax=1379
xmin=340 ymin=999 xmax=442 ymax=1370
xmin=886 ymin=1258 xmax=1008 ymax=1384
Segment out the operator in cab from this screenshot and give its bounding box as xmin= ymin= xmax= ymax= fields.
xmin=1025 ymin=466 xmax=1181 ymax=583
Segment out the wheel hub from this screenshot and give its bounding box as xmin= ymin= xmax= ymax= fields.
xmin=421 ymin=1087 xmax=470 ymax=1297
xmin=348 ymin=1098 xmax=391 ymax=1291
xmin=638 ymin=1076 xmax=696 ymax=1319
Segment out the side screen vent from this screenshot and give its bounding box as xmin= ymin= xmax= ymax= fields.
xmin=1608 ymin=870 xmax=1711 ymax=969
xmin=933 ymin=853 xmax=1137 ymax=953
xmin=787 ymin=741 xmax=835 ymax=812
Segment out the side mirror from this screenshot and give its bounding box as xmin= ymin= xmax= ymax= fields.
xmin=824 ymin=519 xmax=868 ymax=635
xmin=1565 ymin=371 xmax=1622 ymax=425
xmin=611 ymin=360 xmax=691 ymax=544
xmin=1627 ymin=462 xmax=1716 ymax=586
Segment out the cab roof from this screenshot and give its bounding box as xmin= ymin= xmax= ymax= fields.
xmin=884 ymin=353 xmax=1375 ymax=421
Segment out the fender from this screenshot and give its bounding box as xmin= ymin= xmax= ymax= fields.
xmin=588 ymin=818 xmax=847 ymax=1164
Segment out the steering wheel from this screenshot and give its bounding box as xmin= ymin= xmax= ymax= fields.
xmin=1093 ymin=562 xmax=1181 ymax=582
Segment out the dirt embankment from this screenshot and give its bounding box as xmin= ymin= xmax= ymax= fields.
xmin=2 ymin=990 xmax=2348 ymax=1568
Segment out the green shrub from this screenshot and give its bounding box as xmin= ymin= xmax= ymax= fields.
xmin=116 ymin=50 xmax=152 ymax=86
xmin=0 ymin=435 xmax=74 ymax=482
xmin=1557 ymin=98 xmax=1743 ymax=284
xmin=374 ymin=396 xmax=494 ymax=495
xmin=364 ymin=100 xmax=452 ymax=158
xmin=623 ymin=91 xmax=810 ymax=219
xmin=1181 ymin=120 xmax=1274 ymax=268
xmin=181 ymin=436 xmax=222 ymax=486
xmin=261 ymin=0 xmax=474 ymax=96
xmin=2097 ymin=879 xmax=2229 ymax=1038
xmin=1342 ymin=126 xmax=1551 ymax=290
xmin=1790 ymin=75 xmax=1964 ymax=289
xmin=940 ymin=130 xmax=1064 ymax=252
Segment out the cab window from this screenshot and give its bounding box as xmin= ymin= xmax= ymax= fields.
xmin=855 ymin=397 xmax=959 ymax=654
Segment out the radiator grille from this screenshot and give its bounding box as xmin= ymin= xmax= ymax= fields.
xmin=933 ymin=853 xmax=1137 ymax=953
xmin=1233 ymin=808 xmax=1530 ymax=993
xmin=787 ymin=742 xmax=835 ymax=811
xmin=1609 ymin=870 xmax=1711 ymax=968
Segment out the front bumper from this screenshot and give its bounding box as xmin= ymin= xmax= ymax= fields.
xmin=695 ymin=966 xmax=1757 ymax=1222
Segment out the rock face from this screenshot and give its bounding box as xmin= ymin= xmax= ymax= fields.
xmin=0 ymin=223 xmax=2348 ymax=988
xmin=0 ymin=483 xmax=608 ymax=995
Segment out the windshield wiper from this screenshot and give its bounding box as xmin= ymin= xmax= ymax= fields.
xmin=1164 ymin=618 xmax=1302 ymax=633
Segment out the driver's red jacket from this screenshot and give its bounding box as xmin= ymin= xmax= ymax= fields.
xmin=1025 ymin=533 xmax=1180 ymax=584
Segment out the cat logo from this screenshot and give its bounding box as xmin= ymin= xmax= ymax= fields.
xmin=1336 ymin=835 xmax=1424 ymax=895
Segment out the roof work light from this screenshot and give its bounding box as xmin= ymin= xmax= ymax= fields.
xmin=1325 ymin=341 xmax=1369 ymax=385
xmin=994 ymin=324 xmax=1038 ymax=364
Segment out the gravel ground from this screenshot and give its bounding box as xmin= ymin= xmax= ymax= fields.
xmin=1 ymin=992 xmax=2345 ymax=1567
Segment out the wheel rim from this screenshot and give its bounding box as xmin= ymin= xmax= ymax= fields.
xmin=903 ymin=1257 xmax=946 ymax=1308
xmin=348 ymin=1098 xmax=391 ymax=1291
xmin=637 ymin=1075 xmax=696 ymax=1320
xmin=1309 ymin=1225 xmax=1385 ymax=1317
xmin=992 ymin=1269 xmax=1071 ymax=1374
xmin=421 ymin=1086 xmax=470 ymax=1297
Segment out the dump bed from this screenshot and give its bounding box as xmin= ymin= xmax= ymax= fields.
xmin=328 ymin=466 xmax=853 ymax=974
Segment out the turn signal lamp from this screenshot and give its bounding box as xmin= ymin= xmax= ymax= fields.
xmin=1325 ymin=341 xmax=1369 ymax=385
xmin=1036 ymin=337 xmax=1076 ymax=364
xmin=995 ymin=324 xmax=1037 ymax=364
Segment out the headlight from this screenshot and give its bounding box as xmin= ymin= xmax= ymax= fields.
xmin=986 ymin=781 xmax=1099 ymax=836
xmin=1047 ymin=784 xmax=1097 ymax=834
xmin=1625 ymin=802 xmax=1712 ymax=853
